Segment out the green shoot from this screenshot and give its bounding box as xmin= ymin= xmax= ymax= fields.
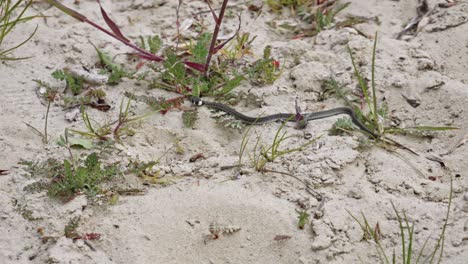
xmin=48 ymin=152 xmax=118 ymax=199
xmin=52 ymin=69 xmax=84 ymax=95
xmin=249 ymin=45 xmax=283 ymax=85
xmin=220 ymin=32 xmax=256 ymax=61
xmin=252 ymin=118 xmax=320 ymax=172
xmin=0 ymin=0 xmax=41 ymax=60
xmin=297 ymin=210 xmax=310 ymax=229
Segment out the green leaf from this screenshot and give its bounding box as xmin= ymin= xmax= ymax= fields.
xmin=51 ymin=69 xmax=83 ymax=95
xmin=67 ymin=137 xmax=93 ymax=149
xmin=147 ymin=35 xmax=162 ymax=54
xmin=163 ymin=51 xmax=186 ymax=85
xmin=51 ymin=69 xmax=66 ymax=80
xmin=92 ymin=44 xmax=127 ymax=84
xmin=84 ymin=153 xmax=99 ymax=169
xmin=190 ymin=33 xmax=211 ymax=64
xmin=217 ymin=75 xmax=244 ymax=95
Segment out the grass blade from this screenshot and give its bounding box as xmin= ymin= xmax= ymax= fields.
xmin=45 ymin=0 xmax=87 ymax=21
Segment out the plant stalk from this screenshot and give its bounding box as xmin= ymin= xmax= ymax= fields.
xmin=204 ymin=0 xmax=229 ymax=76
xmin=44 ymin=100 xmax=51 ymax=144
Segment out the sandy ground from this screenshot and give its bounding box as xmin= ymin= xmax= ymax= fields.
xmin=1 ymin=0 xmax=467 ymax=263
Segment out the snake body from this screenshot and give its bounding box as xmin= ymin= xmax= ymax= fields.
xmin=191 ymin=97 xmax=376 ymax=137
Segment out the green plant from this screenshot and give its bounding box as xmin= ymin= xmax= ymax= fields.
xmin=52 ymin=69 xmax=85 ymax=95
xmin=249 ymin=45 xmax=283 ymax=85
xmin=48 ymin=152 xmax=118 ymax=199
xmin=220 ymin=32 xmax=256 ymax=61
xmin=251 ymin=119 xmax=320 ymax=171
xmin=64 ymin=216 xmax=81 ymax=238
xmin=331 ymin=33 xmax=457 ymax=141
xmin=347 ymin=177 xmax=452 ymax=263
xmin=70 ymin=97 xmax=150 ymax=142
xmin=266 ymin=0 xmax=313 ymax=12
xmin=330 ymin=117 xmax=354 ymax=136
xmin=314 ymin=2 xmax=350 ymax=33
xmin=0 ymin=0 xmax=40 ymax=60
xmin=297 ymin=210 xmax=310 ymax=229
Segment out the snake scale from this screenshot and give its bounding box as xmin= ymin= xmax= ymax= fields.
xmin=191 ymin=97 xmax=377 ymax=138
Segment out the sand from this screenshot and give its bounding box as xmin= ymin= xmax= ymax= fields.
xmin=0 ymin=0 xmax=467 ymax=263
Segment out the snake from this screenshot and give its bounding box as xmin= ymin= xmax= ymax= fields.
xmin=190 ymin=97 xmax=377 ymax=138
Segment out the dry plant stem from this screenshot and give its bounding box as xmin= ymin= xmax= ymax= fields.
xmin=204 ymin=0 xmax=229 ymax=76
xmin=175 ymin=0 xmax=182 ymax=50
xmin=43 ymin=100 xmax=51 ymax=144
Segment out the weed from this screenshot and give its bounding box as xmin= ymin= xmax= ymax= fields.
xmin=329 ymin=33 xmax=457 ymax=142
xmin=0 ymin=0 xmax=40 ymax=60
xmin=266 ymin=0 xmax=313 ymax=12
xmin=70 ymin=97 xmax=150 ymax=142
xmin=347 ymin=177 xmax=452 ymax=263
xmin=238 ymin=126 xmax=252 ymax=167
xmin=52 ymin=69 xmax=85 ymax=95
xmin=297 ymin=210 xmax=310 ymax=229
xmin=47 ymin=152 xmax=118 ymax=199
xmin=138 ymin=34 xmax=162 ymax=54
xmin=251 ymin=119 xmax=320 ymax=172
xmin=330 ymin=117 xmax=354 ymax=136
xmin=93 ymin=44 xmax=132 ymax=85
xmin=182 ymin=110 xmax=198 ymax=129
xmin=266 ymin=0 xmax=350 ymax=35
xmin=64 ymin=216 xmax=81 ymax=238
xmin=219 ymin=32 xmax=256 ymax=61
xmin=313 ymin=2 xmax=350 ymax=33
xmin=248 ymin=45 xmax=283 ymax=85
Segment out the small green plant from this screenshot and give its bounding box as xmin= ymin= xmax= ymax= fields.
xmin=71 ymin=97 xmax=150 ymax=142
xmin=0 ymin=0 xmax=40 ymax=60
xmin=249 ymin=45 xmax=283 ymax=85
xmin=314 ymin=2 xmax=350 ymax=33
xmin=220 ymin=32 xmax=256 ymax=61
xmin=252 ymin=119 xmax=320 ymax=171
xmin=330 ymin=117 xmax=354 ymax=136
xmin=347 ymin=177 xmax=452 ymax=263
xmin=297 ymin=210 xmax=310 ymax=229
xmin=64 ymin=216 xmax=81 ymax=238
xmin=93 ymin=45 xmax=133 ymax=85
xmin=182 ymin=110 xmax=198 ymax=128
xmin=266 ymin=0 xmax=312 ymax=12
xmin=52 ymin=69 xmax=85 ymax=95
xmin=48 ymin=152 xmax=118 ymax=199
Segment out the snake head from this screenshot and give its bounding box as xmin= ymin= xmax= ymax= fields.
xmin=190 ymin=97 xmax=204 ymax=106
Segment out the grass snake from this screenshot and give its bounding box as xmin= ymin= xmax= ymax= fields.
xmin=190 ymin=97 xmax=377 ymax=137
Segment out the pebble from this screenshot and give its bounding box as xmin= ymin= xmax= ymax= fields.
xmin=311 ymin=236 xmax=332 ymax=251
xmin=463 ymin=192 xmax=468 ymax=202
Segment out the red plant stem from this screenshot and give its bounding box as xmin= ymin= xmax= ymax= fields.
xmin=83 ymin=18 xmax=163 ymax=61
xmin=204 ymin=0 xmax=229 ymax=76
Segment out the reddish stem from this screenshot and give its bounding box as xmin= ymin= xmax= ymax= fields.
xmin=204 ymin=0 xmax=229 ymax=76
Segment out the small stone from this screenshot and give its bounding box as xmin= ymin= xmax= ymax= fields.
xmin=311 ymin=235 xmax=332 ymax=251
xmin=401 ymin=90 xmax=421 ymax=108
xmin=463 ymin=192 xmax=468 ymax=201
